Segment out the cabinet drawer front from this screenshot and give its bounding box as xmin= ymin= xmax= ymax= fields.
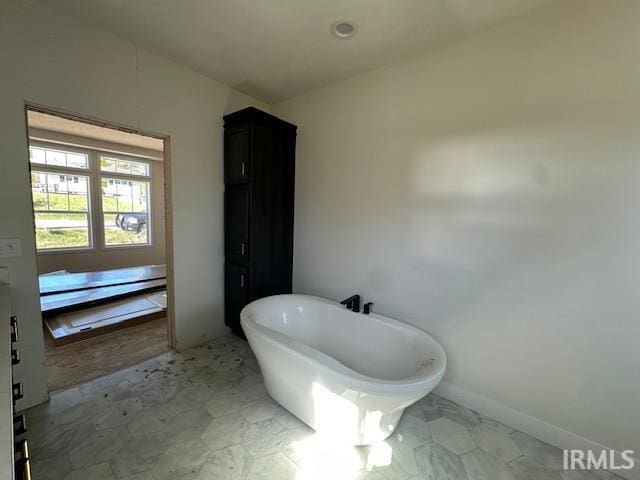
xmin=225 ymin=127 xmax=250 ymax=184
xmin=224 ymin=189 xmax=250 ymax=262
xmin=225 ymin=263 xmax=249 ymax=333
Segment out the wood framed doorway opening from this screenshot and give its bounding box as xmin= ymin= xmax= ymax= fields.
xmin=24 ymin=103 xmax=176 ymax=391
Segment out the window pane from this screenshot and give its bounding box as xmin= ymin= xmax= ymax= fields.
xmin=29 ymin=147 xmax=45 ymax=164
xmin=46 ymin=149 xmax=67 ymax=166
xmin=31 ymin=170 xmax=91 ymax=251
xmin=101 ymin=177 xmax=150 ymax=246
xmin=104 ymin=213 xmax=148 ymax=245
xmin=34 ymin=212 xmax=90 ymax=250
xmin=100 ymin=157 xmax=116 ymax=172
xmin=100 ymin=156 xmax=150 ymax=176
xmin=32 ymin=172 xmax=89 ymax=212
xmin=67 ymin=153 xmax=88 ymax=169
xmin=29 ymin=146 xmax=88 ymax=169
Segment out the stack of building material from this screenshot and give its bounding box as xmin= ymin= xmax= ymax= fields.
xmin=39 ymin=265 xmax=167 ymax=345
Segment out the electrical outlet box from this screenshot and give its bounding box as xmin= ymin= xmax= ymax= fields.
xmin=0 ymin=239 xmax=21 ymax=258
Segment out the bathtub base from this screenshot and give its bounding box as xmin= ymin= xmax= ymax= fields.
xmin=258 ymin=349 xmax=424 ymax=445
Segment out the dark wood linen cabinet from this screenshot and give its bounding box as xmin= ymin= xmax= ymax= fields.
xmin=223 ymin=107 xmax=296 ymax=337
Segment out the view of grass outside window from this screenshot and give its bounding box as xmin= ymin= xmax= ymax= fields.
xmin=100 ymin=155 xmax=151 ymax=246
xmin=31 ymin=170 xmax=91 ymax=250
xmin=29 ymin=145 xmax=153 ymax=251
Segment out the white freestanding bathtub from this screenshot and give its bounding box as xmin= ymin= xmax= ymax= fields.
xmin=240 ymin=294 xmax=446 ymax=445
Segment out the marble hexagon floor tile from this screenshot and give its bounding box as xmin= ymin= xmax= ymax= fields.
xmin=199 ymin=444 xmax=254 ymax=480
xmin=438 ymin=397 xmax=482 ymax=430
xmin=205 ymin=388 xmax=251 ymax=418
xmin=246 ymin=451 xmax=297 ymax=480
xmin=429 ymin=417 xmax=476 ymax=455
xmin=34 ymin=420 xmax=96 ymax=460
xmin=161 ymin=407 xmax=213 ymax=445
xmin=468 ymin=423 xmax=521 ymax=463
xmin=239 ymin=396 xmax=279 ymax=423
xmin=238 ymin=374 xmax=268 ymax=400
xmin=242 ymin=418 xmax=289 ymax=458
xmin=509 ymin=455 xmax=563 ymax=480
xmin=63 ymin=462 xmax=115 ymax=480
xmin=509 ymin=431 xmax=565 ymax=470
xmin=126 ymin=403 xmax=178 ymax=435
xmin=461 ymin=448 xmax=516 ymax=480
xmin=31 ymin=453 xmax=73 ymax=480
xmin=150 ymin=438 xmax=212 ymax=480
xmin=108 ymin=431 xmax=170 ymax=479
xmin=200 ymin=412 xmax=250 ymax=452
xmin=415 ymin=442 xmax=469 ymax=480
xmin=22 ymin=334 xmax=610 ymax=480
xmin=69 ymin=425 xmax=131 ymax=470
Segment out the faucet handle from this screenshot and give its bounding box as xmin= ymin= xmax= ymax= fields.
xmin=363 ymin=302 xmax=374 ymax=314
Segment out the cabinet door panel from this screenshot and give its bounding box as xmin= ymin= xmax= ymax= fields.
xmin=225 ymin=263 xmax=249 ymax=334
xmin=225 ymin=189 xmax=249 ymax=262
xmin=225 ymin=127 xmax=250 ymax=184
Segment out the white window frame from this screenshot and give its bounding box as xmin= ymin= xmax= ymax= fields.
xmin=29 ymin=140 xmax=154 ymax=254
xmin=30 ymin=142 xmax=94 ymax=253
xmin=98 ymin=152 xmax=153 ymax=249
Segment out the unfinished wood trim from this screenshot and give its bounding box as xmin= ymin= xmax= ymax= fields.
xmin=29 ymin=128 xmax=163 ymax=161
xmin=25 ymin=103 xmax=166 ymax=139
xmin=163 ymin=136 xmax=177 ymax=350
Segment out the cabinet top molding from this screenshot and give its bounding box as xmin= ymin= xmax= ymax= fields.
xmin=224 ymin=107 xmax=297 ymax=130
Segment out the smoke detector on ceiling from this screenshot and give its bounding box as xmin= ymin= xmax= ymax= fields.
xmin=331 ymin=21 xmax=358 ymax=40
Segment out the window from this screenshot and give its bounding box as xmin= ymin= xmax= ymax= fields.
xmin=30 ymin=145 xmax=88 ymax=169
xmin=31 ymin=168 xmax=92 ymax=251
xmin=101 ymin=175 xmax=150 ymax=246
xmin=29 ymin=144 xmax=154 ymax=251
xmin=100 ymin=156 xmax=150 ymax=176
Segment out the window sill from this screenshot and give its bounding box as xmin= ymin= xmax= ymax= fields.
xmin=103 ymin=243 xmax=154 ymax=250
xmin=37 ymin=246 xmax=95 ymax=255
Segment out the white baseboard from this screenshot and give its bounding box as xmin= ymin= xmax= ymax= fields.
xmin=435 ymin=381 xmax=638 ymax=480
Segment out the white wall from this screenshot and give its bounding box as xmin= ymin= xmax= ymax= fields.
xmin=0 ymin=0 xmax=268 ymax=408
xmin=275 ymin=0 xmax=640 ymax=465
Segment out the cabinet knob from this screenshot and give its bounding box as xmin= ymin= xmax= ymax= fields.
xmin=240 ymin=242 xmax=246 ymax=256
xmin=10 ymin=316 xmax=18 ymax=343
xmin=240 ymin=274 xmax=245 ymax=288
xmin=15 ymin=439 xmax=30 ymax=480
xmin=18 ymin=459 xmax=31 ymax=480
xmin=15 ymin=439 xmax=29 ymax=463
xmin=12 ymin=348 xmax=20 ymax=366
xmin=14 ymin=414 xmax=27 ymax=436
xmin=13 ymin=382 xmax=23 ymax=402
xmin=241 ymin=161 xmax=246 ymax=176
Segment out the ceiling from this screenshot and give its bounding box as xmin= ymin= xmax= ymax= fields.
xmin=38 ymin=0 xmax=557 ymax=103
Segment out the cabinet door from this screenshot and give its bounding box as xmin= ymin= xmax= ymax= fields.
xmin=225 ymin=188 xmax=249 ymax=262
xmin=225 ymin=262 xmax=249 ymax=335
xmin=225 ymin=127 xmax=250 ymax=184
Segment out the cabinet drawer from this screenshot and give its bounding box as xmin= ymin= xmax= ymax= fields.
xmin=225 ymin=263 xmax=249 ymax=335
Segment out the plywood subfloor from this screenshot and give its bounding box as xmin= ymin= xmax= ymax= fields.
xmin=45 ymin=317 xmax=168 ymax=392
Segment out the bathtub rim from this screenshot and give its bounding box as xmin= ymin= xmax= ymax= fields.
xmin=240 ymin=294 xmax=447 ymax=397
